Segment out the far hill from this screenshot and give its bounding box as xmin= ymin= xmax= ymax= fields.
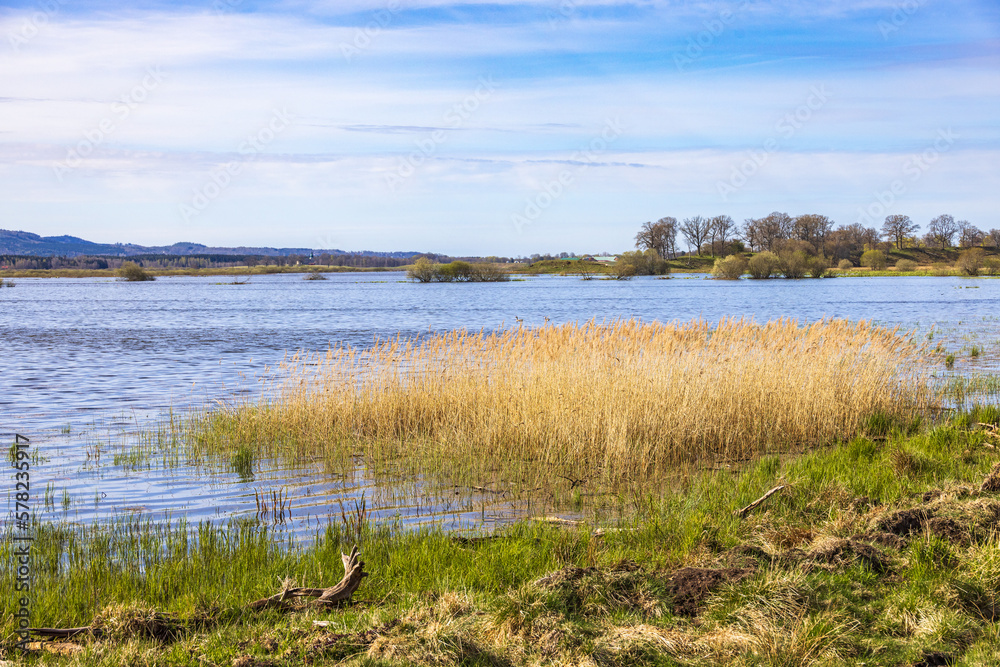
xmin=0 ymin=229 xmax=423 ymax=259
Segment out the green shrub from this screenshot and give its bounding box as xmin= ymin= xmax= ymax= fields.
xmin=608 ymin=262 xmax=636 ymax=280
xmin=116 ymin=261 xmax=154 ymax=282
xmin=984 ymin=257 xmax=1000 ymax=276
xmin=895 ymin=259 xmax=917 ymax=272
xmin=932 ymin=262 xmax=953 ymax=277
xmin=408 ymin=258 xmax=509 ymax=283
xmin=747 ymin=251 xmax=780 ymax=279
xmin=711 ymin=255 xmax=747 ymax=280
xmin=407 ymin=258 xmax=437 ymax=282
xmin=837 ymin=259 xmax=853 ymax=270
xmin=807 ymin=256 xmax=830 ymax=278
xmin=860 ymin=249 xmax=887 ymax=270
xmin=778 ymin=250 xmax=810 ymax=279
xmin=615 ymin=249 xmax=669 ymax=276
xmin=468 ymin=263 xmax=510 ymax=282
xmin=957 ymin=248 xmax=986 ymax=276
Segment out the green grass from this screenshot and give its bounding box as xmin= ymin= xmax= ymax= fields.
xmin=6 ymin=412 xmax=1000 ymax=665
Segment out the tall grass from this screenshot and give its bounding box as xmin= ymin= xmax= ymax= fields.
xmin=190 ymin=318 xmax=932 ymax=491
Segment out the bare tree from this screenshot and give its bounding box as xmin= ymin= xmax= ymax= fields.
xmin=709 ymin=215 xmax=736 ymax=256
xmin=742 ymin=212 xmax=792 ymax=252
xmin=680 ymin=216 xmax=712 ymax=254
xmin=793 ymin=214 xmax=834 ymax=254
xmin=880 ymin=214 xmax=919 ymax=250
xmin=957 ymin=220 xmax=984 ymax=248
xmin=635 ymin=217 xmax=677 ymax=259
xmin=986 ymin=229 xmax=1000 ymax=248
xmin=927 ymin=214 xmax=958 ymax=249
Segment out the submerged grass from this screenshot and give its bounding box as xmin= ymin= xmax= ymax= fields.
xmin=5 ymin=413 xmax=1000 ymax=665
xmin=189 ymin=318 xmax=932 ymax=492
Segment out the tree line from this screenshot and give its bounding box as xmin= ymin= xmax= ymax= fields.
xmin=0 ymin=252 xmax=425 ymax=271
xmin=635 ymin=213 xmax=1000 ymax=263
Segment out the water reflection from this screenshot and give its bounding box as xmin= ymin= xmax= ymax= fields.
xmin=2 ymin=272 xmax=999 ymax=540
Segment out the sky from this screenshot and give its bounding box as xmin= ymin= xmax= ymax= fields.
xmin=0 ymin=0 xmax=998 ymax=256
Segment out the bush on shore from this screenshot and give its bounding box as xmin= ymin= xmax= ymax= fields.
xmin=614 ymin=249 xmax=670 ymax=277
xmin=747 ymin=251 xmax=780 ymax=279
xmin=807 ymin=255 xmax=830 ymax=278
xmin=407 ymin=258 xmax=510 ymax=283
xmin=116 ymin=261 xmax=155 ymax=282
xmin=895 ymin=258 xmax=918 ymax=272
xmin=711 ymin=254 xmax=747 ymax=280
xmin=957 ymin=248 xmax=986 ymax=276
xmin=860 ymin=249 xmax=887 ymax=270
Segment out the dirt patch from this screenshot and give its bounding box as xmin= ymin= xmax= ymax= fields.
xmin=927 ymin=517 xmax=968 ymax=544
xmin=667 ymin=567 xmax=751 ymax=617
xmin=854 ymin=531 xmax=909 ymax=550
xmin=876 ymin=508 xmax=932 ymax=536
xmin=806 ymin=539 xmax=891 ymax=574
xmin=912 ymin=650 xmax=955 ymax=667
xmin=720 ymin=544 xmax=773 ymax=568
xmin=981 ymin=462 xmax=1000 ymax=493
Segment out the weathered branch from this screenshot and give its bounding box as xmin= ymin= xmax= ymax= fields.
xmin=31 ymin=546 xmax=368 ymax=639
xmin=29 ymin=627 xmax=97 ymax=639
xmin=735 ymin=485 xmax=787 ymax=517
xmin=248 ymin=545 xmax=367 ymax=610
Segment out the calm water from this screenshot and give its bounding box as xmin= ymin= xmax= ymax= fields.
xmin=2 ymin=272 xmax=999 ymax=538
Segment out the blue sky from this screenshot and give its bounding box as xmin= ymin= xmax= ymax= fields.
xmin=1 ymin=0 xmax=997 ymax=255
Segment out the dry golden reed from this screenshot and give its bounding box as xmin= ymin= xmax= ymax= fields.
xmin=196 ymin=318 xmax=931 ymax=489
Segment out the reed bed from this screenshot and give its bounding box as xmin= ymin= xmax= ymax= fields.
xmin=191 ymin=318 xmax=932 ymax=491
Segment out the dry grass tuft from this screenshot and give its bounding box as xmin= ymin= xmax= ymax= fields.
xmin=90 ymin=602 xmax=182 ymax=641
xmin=197 ymin=318 xmax=932 ymax=490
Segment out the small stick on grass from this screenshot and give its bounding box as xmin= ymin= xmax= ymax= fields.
xmin=735 ymin=485 xmax=787 ymax=517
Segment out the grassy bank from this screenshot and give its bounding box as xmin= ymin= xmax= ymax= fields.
xmin=4 ymin=409 xmax=1000 ymax=665
xmin=186 ymin=319 xmax=931 ymax=493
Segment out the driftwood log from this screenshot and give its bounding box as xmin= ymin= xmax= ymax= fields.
xmin=248 ymin=545 xmax=368 ymax=610
xmin=735 ymin=485 xmax=787 ymax=517
xmin=31 ymin=546 xmax=367 ymax=640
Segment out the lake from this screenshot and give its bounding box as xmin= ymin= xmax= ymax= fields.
xmin=2 ymin=272 xmax=999 ymax=539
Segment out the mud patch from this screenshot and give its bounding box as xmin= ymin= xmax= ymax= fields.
xmin=926 ymin=517 xmax=968 ymax=544
xmin=667 ymin=567 xmax=751 ymax=617
xmin=854 ymin=531 xmax=909 ymax=550
xmin=805 ymin=538 xmax=891 ymax=574
xmin=913 ymin=649 xmax=955 ymax=667
xmin=877 ymin=508 xmax=932 ymax=536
